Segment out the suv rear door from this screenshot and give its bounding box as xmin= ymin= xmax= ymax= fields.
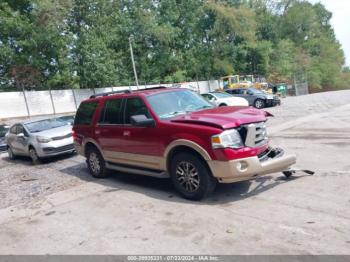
xmin=74 ymin=101 xmax=99 ymax=148
xmin=95 ymin=98 xmax=125 ymax=160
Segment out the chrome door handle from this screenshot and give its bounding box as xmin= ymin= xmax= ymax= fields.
xmin=123 ymin=131 xmax=130 ymax=136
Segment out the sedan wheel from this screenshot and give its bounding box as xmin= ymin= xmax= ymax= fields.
xmin=29 ymin=148 xmax=41 ymax=165
xmin=8 ymin=147 xmax=16 ymax=160
xmin=254 ymin=99 xmax=265 ymax=109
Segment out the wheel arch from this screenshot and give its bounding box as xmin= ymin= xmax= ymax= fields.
xmin=164 ymin=140 xmax=212 ymax=172
xmin=84 ymin=140 xmax=102 ymax=157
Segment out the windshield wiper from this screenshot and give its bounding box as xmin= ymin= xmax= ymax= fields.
xmin=160 ymin=111 xmax=187 ymax=118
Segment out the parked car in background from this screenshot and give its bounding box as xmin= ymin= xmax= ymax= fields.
xmin=0 ymin=124 xmax=10 ymax=152
xmin=5 ymin=118 xmax=75 ymax=164
xmin=56 ymin=115 xmax=75 ymax=125
xmin=201 ymin=92 xmax=249 ymax=107
xmin=225 ymin=88 xmax=280 ymax=109
xmin=73 ymin=87 xmax=296 ymax=200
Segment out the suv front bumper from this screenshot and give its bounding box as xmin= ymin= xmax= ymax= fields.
xmin=208 ymin=148 xmax=296 ymax=183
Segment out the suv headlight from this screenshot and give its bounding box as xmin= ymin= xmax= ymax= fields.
xmin=36 ymin=136 xmax=52 ymax=143
xmin=211 ymin=129 xmax=243 ymax=149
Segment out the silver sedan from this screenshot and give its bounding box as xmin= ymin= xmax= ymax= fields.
xmin=5 ymin=118 xmax=75 ymax=164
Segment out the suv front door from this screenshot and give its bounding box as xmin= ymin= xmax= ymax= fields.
xmin=120 ymin=97 xmax=162 ymax=170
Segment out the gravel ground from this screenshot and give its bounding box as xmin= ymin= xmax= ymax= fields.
xmin=266 ymin=89 xmax=350 ymax=126
xmin=0 ymin=153 xmax=90 ymax=209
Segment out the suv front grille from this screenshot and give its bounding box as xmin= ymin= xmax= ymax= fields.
xmin=243 ymin=122 xmax=268 ymax=147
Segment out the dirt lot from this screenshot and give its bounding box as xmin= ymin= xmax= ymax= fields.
xmin=0 ymin=90 xmax=350 ymax=254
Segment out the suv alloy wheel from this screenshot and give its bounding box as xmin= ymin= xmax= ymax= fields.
xmin=86 ymin=146 xmax=108 ymax=178
xmin=170 ymin=152 xmax=217 ymax=200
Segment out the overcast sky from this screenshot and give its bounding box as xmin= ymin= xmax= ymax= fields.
xmin=308 ymin=0 xmax=350 ymax=66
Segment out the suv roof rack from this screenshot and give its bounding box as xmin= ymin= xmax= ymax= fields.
xmin=89 ymin=86 xmax=169 ymax=99
xmin=90 ymin=89 xmax=131 ymax=99
xmin=134 ymin=86 xmax=168 ymax=91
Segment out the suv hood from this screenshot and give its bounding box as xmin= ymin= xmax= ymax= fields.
xmin=171 ymin=106 xmax=270 ymax=129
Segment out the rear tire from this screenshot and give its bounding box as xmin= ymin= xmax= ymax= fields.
xmin=170 ymin=152 xmax=217 ymax=200
xmin=219 ymin=103 xmax=227 ymax=107
xmin=7 ymin=146 xmax=16 ymax=160
xmin=254 ymin=99 xmax=265 ymax=109
xmin=86 ymin=146 xmax=108 ymax=178
xmin=29 ymin=147 xmax=41 ymax=165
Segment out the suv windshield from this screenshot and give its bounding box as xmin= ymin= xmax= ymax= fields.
xmin=25 ymin=119 xmax=68 ymax=133
xmin=147 ymin=90 xmax=213 ymax=119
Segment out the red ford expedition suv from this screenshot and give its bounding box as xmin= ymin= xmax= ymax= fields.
xmin=73 ymin=87 xmax=296 ymax=200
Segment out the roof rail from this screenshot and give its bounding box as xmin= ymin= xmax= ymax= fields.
xmin=90 ymin=89 xmax=131 ymax=99
xmin=134 ymin=86 xmax=168 ymax=91
xmin=89 ymin=86 xmax=169 ymax=99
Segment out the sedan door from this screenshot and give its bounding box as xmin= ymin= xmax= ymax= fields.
xmin=14 ymin=124 xmax=30 ymax=155
xmin=8 ymin=124 xmax=29 ymax=155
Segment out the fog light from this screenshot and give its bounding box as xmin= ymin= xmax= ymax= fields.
xmin=236 ymin=161 xmax=248 ymax=172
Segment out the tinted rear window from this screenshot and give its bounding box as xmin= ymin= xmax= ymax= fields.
xmin=75 ymin=102 xmax=98 ymax=125
xmin=100 ymin=99 xmax=124 ymax=124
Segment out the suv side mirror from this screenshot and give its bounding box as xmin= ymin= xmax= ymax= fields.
xmin=131 ymin=115 xmax=155 ymax=127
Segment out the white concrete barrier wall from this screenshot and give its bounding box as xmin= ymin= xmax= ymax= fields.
xmin=51 ymin=90 xmax=77 ymax=113
xmin=0 ymin=80 xmax=225 ymax=119
xmin=0 ymin=92 xmax=28 ymax=118
xmin=25 ymin=91 xmax=53 ymax=116
xmin=73 ymin=89 xmax=94 ymax=105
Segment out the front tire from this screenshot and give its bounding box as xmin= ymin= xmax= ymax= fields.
xmin=86 ymin=147 xmax=108 ymax=178
xmin=29 ymin=147 xmax=41 ymax=165
xmin=219 ymin=103 xmax=227 ymax=107
xmin=170 ymin=152 xmax=217 ymax=200
xmin=254 ymin=99 xmax=265 ymax=109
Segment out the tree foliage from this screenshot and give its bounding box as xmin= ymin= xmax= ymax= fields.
xmin=0 ymin=0 xmax=347 ymax=91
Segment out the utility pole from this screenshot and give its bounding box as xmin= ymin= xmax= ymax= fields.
xmin=129 ymin=36 xmax=139 ymax=89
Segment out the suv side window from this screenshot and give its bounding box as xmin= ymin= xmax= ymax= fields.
xmin=124 ymin=97 xmax=152 ymax=124
xmin=75 ymin=101 xmax=98 ymax=125
xmin=100 ymin=99 xmax=123 ymax=124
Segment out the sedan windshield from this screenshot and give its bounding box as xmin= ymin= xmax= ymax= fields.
xmin=249 ymin=88 xmax=265 ymax=94
xmin=211 ymin=92 xmax=232 ymax=98
xmin=25 ymin=119 xmax=68 ymax=133
xmin=147 ymin=90 xmax=213 ymax=119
